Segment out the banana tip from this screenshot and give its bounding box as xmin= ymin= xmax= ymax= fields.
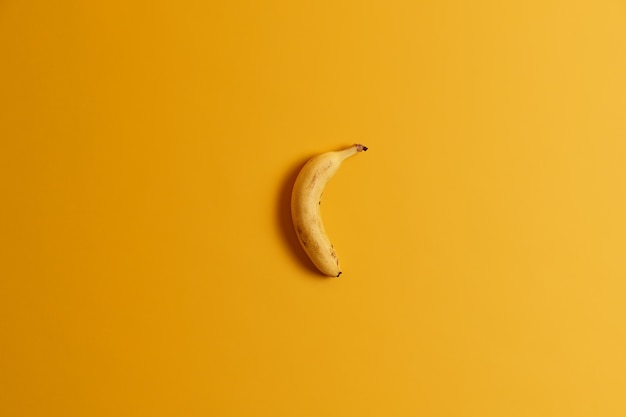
xmin=355 ymin=144 xmax=368 ymax=152
xmin=336 ymin=271 xmax=342 ymax=278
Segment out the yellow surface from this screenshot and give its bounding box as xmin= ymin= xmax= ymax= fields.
xmin=1 ymin=1 xmax=626 ymax=416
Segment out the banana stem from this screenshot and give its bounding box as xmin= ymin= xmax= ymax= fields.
xmin=337 ymin=143 xmax=368 ymax=160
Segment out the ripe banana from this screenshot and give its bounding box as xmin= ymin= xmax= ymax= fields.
xmin=291 ymin=144 xmax=368 ymax=277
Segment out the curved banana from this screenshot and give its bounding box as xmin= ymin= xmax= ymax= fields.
xmin=291 ymin=144 xmax=368 ymax=277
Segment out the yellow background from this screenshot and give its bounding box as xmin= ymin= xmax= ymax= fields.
xmin=1 ymin=1 xmax=626 ymax=416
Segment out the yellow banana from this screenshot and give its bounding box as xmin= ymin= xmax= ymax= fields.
xmin=291 ymin=144 xmax=368 ymax=277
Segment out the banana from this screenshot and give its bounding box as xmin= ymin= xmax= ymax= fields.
xmin=291 ymin=144 xmax=368 ymax=277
